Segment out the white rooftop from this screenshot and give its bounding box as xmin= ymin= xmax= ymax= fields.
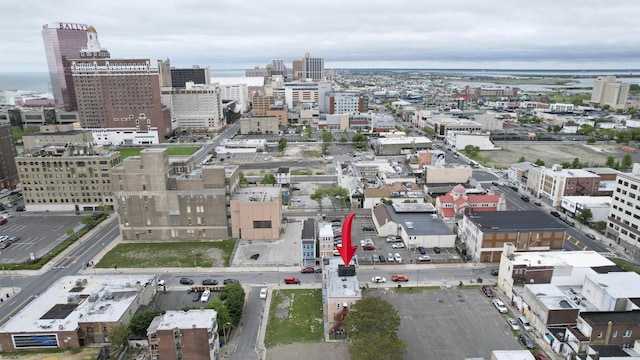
xmin=212 ymin=77 xmax=264 ymax=87
xmin=375 ymin=136 xmax=432 ymax=145
xmin=510 ymin=251 xmax=614 ymax=268
xmin=0 ymin=275 xmax=156 ymax=333
xmin=585 ymin=272 xmax=640 ymax=299
xmin=233 ymin=186 xmax=281 ymax=202
xmin=562 ymin=196 xmax=611 ymax=206
xmin=326 ymin=257 xmax=362 ymax=299
xmin=148 ymin=309 xmax=217 ymax=334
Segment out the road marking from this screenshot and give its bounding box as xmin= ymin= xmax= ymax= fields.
xmin=598 ymin=252 xmax=618 ymax=258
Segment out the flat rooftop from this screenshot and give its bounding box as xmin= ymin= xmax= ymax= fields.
xmin=148 ymin=309 xmax=216 ymax=334
xmin=465 ymin=211 xmax=567 ymax=232
xmin=376 ymin=136 xmax=432 ymax=145
xmin=585 ymin=272 xmax=640 ymax=299
xmin=382 ymin=204 xmax=452 ymax=236
xmin=233 ymin=186 xmax=281 ymax=202
xmin=510 ymin=250 xmax=614 ymax=268
xmin=326 ymin=257 xmax=362 ymax=299
xmin=0 ymin=275 xmax=156 ymax=333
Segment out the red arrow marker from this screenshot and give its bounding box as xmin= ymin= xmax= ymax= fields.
xmin=337 ymin=212 xmax=358 ymax=266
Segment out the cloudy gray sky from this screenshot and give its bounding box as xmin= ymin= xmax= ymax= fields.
xmin=1 ymin=0 xmax=639 ymax=72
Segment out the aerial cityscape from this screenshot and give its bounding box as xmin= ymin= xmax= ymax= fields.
xmin=1 ymin=2 xmax=640 ymax=360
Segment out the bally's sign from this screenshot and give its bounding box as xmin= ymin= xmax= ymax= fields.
xmin=57 ymin=23 xmax=88 ymax=31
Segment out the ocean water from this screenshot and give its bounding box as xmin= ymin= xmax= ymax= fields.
xmin=0 ymin=72 xmax=51 ymax=93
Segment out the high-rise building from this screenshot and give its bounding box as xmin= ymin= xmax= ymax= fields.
xmin=163 ymin=82 xmax=225 ymax=131
xmin=591 ymin=76 xmax=630 ymax=110
xmin=70 ymin=27 xmax=172 ymax=140
xmin=41 ymin=22 xmax=89 ymax=111
xmin=302 ymin=52 xmax=324 ymax=81
xmin=606 ymin=163 xmax=640 ymax=256
xmin=158 ymin=58 xmax=211 ymax=89
xmin=0 ymin=124 xmax=19 ymax=191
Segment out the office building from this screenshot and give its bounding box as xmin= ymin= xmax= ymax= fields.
xmin=17 ymin=125 xmax=120 ymax=212
xmin=301 ymin=52 xmax=324 ymax=81
xmin=70 ymin=27 xmax=172 ymax=140
xmin=325 ymin=91 xmax=365 ymax=114
xmin=0 ymin=124 xmax=19 ymax=191
xmin=239 ymin=116 xmax=279 ymax=135
xmin=591 ymin=76 xmax=630 ymax=110
xmin=147 ymin=310 xmax=220 ymax=360
xmin=218 ymin=83 xmax=249 ymax=113
xmin=606 ymin=163 xmax=640 ymax=256
xmin=163 ymin=82 xmax=225 ymax=131
xmin=111 ymin=148 xmax=239 ymax=242
xmin=41 ymin=22 xmax=89 ymax=111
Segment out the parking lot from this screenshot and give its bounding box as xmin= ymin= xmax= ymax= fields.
xmin=376 ymin=287 xmax=523 ymax=359
xmin=0 ymin=213 xmax=83 ymax=263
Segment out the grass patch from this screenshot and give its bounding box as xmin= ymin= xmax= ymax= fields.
xmin=96 ymin=239 xmax=236 ymax=268
xmin=611 ymin=258 xmax=640 ymax=275
xmin=116 ymin=146 xmax=200 ymax=160
xmin=292 ymin=169 xmax=313 ymax=175
xmin=264 ymin=289 xmax=323 ymax=347
xmin=393 ymin=286 xmax=442 ymax=293
xmin=303 ymin=150 xmax=322 ymax=158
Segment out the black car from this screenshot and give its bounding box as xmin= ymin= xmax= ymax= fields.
xmin=418 ymin=246 xmax=426 ymax=255
xmin=223 ymin=279 xmax=239 ymax=285
xmin=180 ymin=277 xmax=194 ymax=285
xmin=491 ymin=269 xmax=499 ymax=276
xmin=15 ymin=206 xmax=25 ymax=212
xmin=550 ymin=211 xmax=560 ymax=218
xmin=192 ymin=292 xmax=201 ymax=302
xmin=433 ymin=247 xmax=442 ymax=254
xmin=202 ymin=279 xmax=218 ymax=286
xmin=291 ymin=186 xmax=301 ymax=191
xmin=379 ymin=255 xmax=386 ymax=263
xmin=520 ymin=333 xmax=536 ymax=349
xmin=362 ymin=226 xmax=375 ymax=231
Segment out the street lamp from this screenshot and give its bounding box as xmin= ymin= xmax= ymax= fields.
xmin=222 ymin=322 xmax=231 ymax=345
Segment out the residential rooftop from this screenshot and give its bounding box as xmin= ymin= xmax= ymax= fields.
xmin=465 ymin=211 xmax=567 ymax=232
xmin=326 ymin=257 xmax=362 ymax=299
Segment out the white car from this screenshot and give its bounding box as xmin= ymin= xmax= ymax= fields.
xmin=200 ymin=290 xmax=211 ymax=303
xmin=387 ymin=253 xmax=395 ymax=262
xmin=359 ymin=239 xmax=373 ymax=246
xmin=391 ymin=242 xmax=405 ymax=249
xmin=371 ymin=276 xmax=386 ymax=283
xmin=493 ymin=299 xmax=508 ymax=313
xmin=1 ymin=212 xmax=10 ymax=219
xmin=259 ymin=288 xmax=267 ymax=300
xmin=386 ymin=236 xmax=400 ymax=243
xmin=507 ymin=318 xmax=520 ymax=331
xmin=394 ymin=253 xmax=402 ymax=262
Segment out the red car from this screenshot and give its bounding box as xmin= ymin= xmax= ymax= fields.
xmin=534 ymin=354 xmax=549 ymax=360
xmin=391 ymin=274 xmax=409 ymax=282
xmin=300 ymin=267 xmax=315 ymax=273
xmin=362 ymin=244 xmax=376 ymax=251
xmin=481 ymin=285 xmax=494 ymax=297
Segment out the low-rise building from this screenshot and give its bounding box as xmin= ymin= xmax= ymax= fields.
xmin=318 ymin=222 xmax=335 ymax=259
xmin=301 ymin=219 xmax=316 ymax=267
xmin=0 ymin=275 xmax=157 ymax=350
xmin=560 ymin=196 xmax=611 ymax=222
xmin=239 ymin=116 xmax=279 ymax=135
xmin=147 ymin=309 xmax=219 ymax=360
xmin=324 ymin=258 xmax=361 ymax=336
xmin=229 ymin=185 xmax=282 ymax=241
xmin=275 ymin=167 xmax=290 ymax=186
xmin=436 ymin=184 xmax=506 ymax=219
xmin=526 ymin=164 xmax=602 ymax=207
xmin=372 ymin=136 xmax=432 ymax=156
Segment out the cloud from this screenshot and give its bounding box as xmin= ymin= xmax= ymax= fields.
xmin=1 ymin=0 xmax=640 ymax=72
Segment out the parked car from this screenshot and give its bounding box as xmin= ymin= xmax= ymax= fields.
xmin=0 ymin=241 xmax=11 ymax=249
xmin=391 ymin=242 xmax=405 ymax=249
xmin=533 ymin=354 xmax=549 ymax=360
xmin=200 ymin=290 xmax=211 ymax=303
xmin=433 ymin=247 xmax=442 ymax=254
xmin=0 ymin=218 xmax=7 ymax=226
xmin=393 ymin=253 xmax=402 ymax=262
xmin=192 ymin=291 xmax=201 ymax=302
xmin=481 ymin=285 xmax=494 ymax=297
xmin=550 ymin=211 xmax=560 ymax=218
xmin=564 ymin=218 xmax=576 ymax=227
xmin=362 ymin=244 xmax=376 ymax=251
xmin=387 ymin=253 xmax=395 ymax=262
xmin=180 ymin=277 xmax=194 ymax=285
xmin=371 ymin=255 xmax=380 ymax=263
xmin=491 ymin=269 xmax=499 ymax=276
xmin=379 ymin=255 xmax=386 ymax=263
xmin=533 ymin=201 xmax=542 ymax=206
xmin=585 ymin=233 xmax=599 ymax=240
xmin=291 ymin=186 xmax=301 ymax=191
xmin=223 ymin=279 xmax=239 ymax=285
xmin=333 ymin=249 xmax=340 ymax=256
xmin=386 ymin=236 xmax=401 ymax=243
xmin=519 ymin=333 xmax=536 ymax=349
xmin=520 ymin=195 xmax=530 ymax=202
xmin=518 ymin=316 xmax=533 ymax=331
xmin=391 ymin=274 xmax=409 ymax=282
xmin=284 ymin=276 xmax=300 ymax=284
xmin=362 ymin=226 xmax=375 ymax=231
xmin=418 ymin=246 xmax=426 ymax=254
xmin=259 ymin=288 xmax=268 ymax=299
xmin=371 ymin=276 xmax=386 ymax=283
xmin=300 ymin=267 xmax=315 ymax=273
xmin=507 ymin=318 xmax=520 ymax=331
xmin=417 ymin=255 xmax=431 ymax=262
xmin=202 ymin=279 xmax=219 ymax=286
xmin=1 ymin=212 xmax=10 ymax=219
xmin=493 ymin=299 xmax=508 ymax=313
xmin=315 ymin=268 xmax=323 ymax=273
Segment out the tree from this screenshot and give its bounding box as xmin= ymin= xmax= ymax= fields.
xmin=129 ymin=309 xmax=164 ymax=338
xmin=534 ymin=159 xmax=545 ymax=166
xmin=81 ymin=215 xmax=96 ymax=225
xmin=109 ymin=324 xmax=131 ymax=348
xmin=621 ymin=154 xmax=633 ymax=171
xmin=206 ymin=298 xmax=233 ymax=334
xmin=576 ymin=208 xmax=593 ymax=224
xmin=345 ymin=297 xmax=401 ymax=341
xmin=380 ymin=198 xmax=393 ymax=205
xmin=277 ymin=138 xmax=287 ymax=152
xmin=261 ymin=174 xmax=276 ymax=185
xmin=349 ymin=333 xmax=407 ymax=360
xmin=310 ymin=188 xmax=326 ymax=209
xmin=463 ymin=145 xmax=480 ymax=159
xmin=587 ymin=137 xmax=596 ymax=144
xmin=223 ymin=283 xmax=245 ymax=326
xmin=517 ymin=157 xmax=526 ymax=163
xmin=351 ymin=132 xmax=367 ymax=150
xmin=552 ymin=125 xmax=562 ymax=133
xmin=594 ymin=221 xmax=607 ymax=233
xmin=239 ymin=172 xmax=249 ymax=185
xmin=321 ymin=129 xmax=334 ymax=144
xmin=605 ymin=156 xmax=616 ymax=168
xmin=571 ymin=158 xmax=582 ymax=169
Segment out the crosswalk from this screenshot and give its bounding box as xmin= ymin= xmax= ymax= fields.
xmin=597 ymin=251 xmax=618 ymax=259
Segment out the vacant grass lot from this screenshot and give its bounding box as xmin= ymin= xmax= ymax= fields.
xmin=264 ymin=289 xmax=323 ymax=347
xmin=116 ymin=146 xmax=200 ymax=160
xmin=96 ymin=240 xmax=235 ymax=268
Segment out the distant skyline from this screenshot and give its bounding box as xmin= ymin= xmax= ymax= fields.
xmin=1 ymin=0 xmax=640 ymax=72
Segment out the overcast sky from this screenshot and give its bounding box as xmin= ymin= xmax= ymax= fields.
xmin=1 ymin=0 xmax=640 ymax=72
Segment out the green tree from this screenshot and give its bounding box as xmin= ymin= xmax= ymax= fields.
xmin=11 ymin=126 xmax=23 ymax=143
xmin=261 ymin=174 xmax=276 ymax=185
xmin=206 ymin=298 xmax=233 ymax=334
xmin=380 ymin=198 xmax=393 ymax=205
xmin=351 ymin=132 xmax=367 ymax=150
xmin=571 ymin=158 xmax=582 ymax=169
xmin=321 ymin=129 xmax=334 ymax=144
xmin=605 ymin=156 xmax=616 ymax=168
xmin=81 ymin=215 xmax=95 ymax=225
xmin=66 ymin=229 xmax=74 ymax=236
xmin=109 ymin=324 xmax=131 ymax=348
xmin=621 ymin=154 xmax=634 ymax=171
xmin=223 ymin=283 xmax=245 ymax=326
xmin=310 ymin=188 xmax=326 ymax=209
xmin=576 ymin=208 xmax=593 ymax=224
xmin=594 ymin=221 xmax=607 ymax=233
xmin=587 ymin=137 xmax=596 ymax=144
xmin=517 ymin=156 xmax=526 ymax=163
xmin=349 ymin=334 xmax=407 ymax=360
xmin=239 ymin=172 xmax=248 ymax=185
xmin=345 ymin=297 xmax=401 ymax=341
xmin=340 ymin=136 xmax=348 ymax=142
xmin=534 ymin=159 xmax=545 ymax=166
xmin=552 ymin=125 xmax=562 ymax=133
xmin=278 ymin=138 xmax=288 ymax=152
xmin=129 ymin=309 xmax=164 ymax=338
xmin=463 ymin=145 xmax=480 ymax=159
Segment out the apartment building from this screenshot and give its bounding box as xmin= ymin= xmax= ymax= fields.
xmin=526 ymin=164 xmax=602 ymax=207
xmin=606 ymin=163 xmax=640 ymax=255
xmin=325 ymin=91 xmax=365 ymax=114
xmin=162 ymin=82 xmax=225 ymax=131
xmin=218 ymin=83 xmax=249 ymax=113
xmin=111 ymin=148 xmax=239 ymax=242
xmin=0 ymin=124 xmax=19 ymax=191
xmin=17 ymin=125 xmax=120 ymax=212
xmin=301 ymin=219 xmax=316 ymax=267
xmin=147 ymin=309 xmax=219 ymax=360
xmin=591 ymin=76 xmax=630 ymax=110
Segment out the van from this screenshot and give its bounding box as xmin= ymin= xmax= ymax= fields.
xmin=518 ymin=316 xmax=533 ymax=331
